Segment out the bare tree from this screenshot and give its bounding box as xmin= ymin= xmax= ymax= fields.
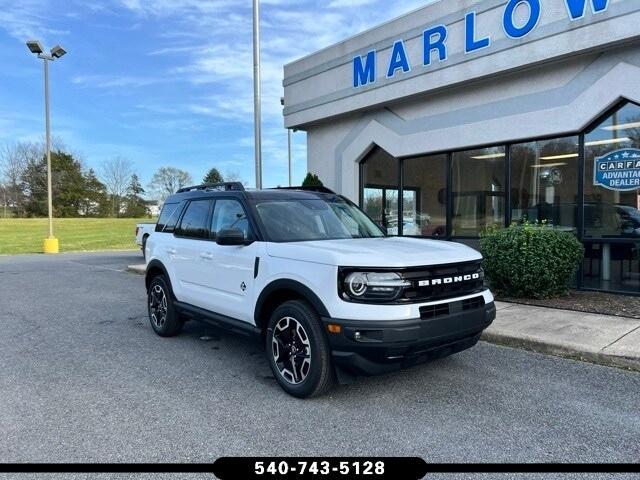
xmin=148 ymin=167 xmax=193 ymax=202
xmin=0 ymin=142 xmax=31 ymax=216
xmin=224 ymin=170 xmax=248 ymax=187
xmin=100 ymin=157 xmax=133 ymax=216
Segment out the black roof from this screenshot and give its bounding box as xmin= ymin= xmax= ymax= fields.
xmin=164 ymin=185 xmax=340 ymax=204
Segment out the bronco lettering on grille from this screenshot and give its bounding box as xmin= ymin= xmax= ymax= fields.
xmin=418 ymin=272 xmax=481 ymax=287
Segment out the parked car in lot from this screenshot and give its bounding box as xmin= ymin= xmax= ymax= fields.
xmin=144 ymin=182 xmax=496 ymax=398
xmin=135 ymin=223 xmax=156 ymax=260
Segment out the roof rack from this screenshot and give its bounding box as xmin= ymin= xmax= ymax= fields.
xmin=177 ymin=182 xmax=245 ymax=193
xmin=273 ymin=186 xmax=337 ymax=195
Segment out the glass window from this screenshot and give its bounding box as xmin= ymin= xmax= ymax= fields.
xmin=361 ymin=148 xmax=399 ymax=235
xmin=584 ymin=102 xmax=640 ymax=239
xmin=582 ymin=242 xmax=640 ymax=294
xmin=155 ymin=202 xmax=183 ymax=233
xmin=510 ymin=136 xmax=579 ymax=232
xmin=255 ymin=197 xmax=384 ymax=242
xmin=452 ymin=146 xmax=506 ymax=236
xmin=176 ymin=199 xmax=212 ymax=239
xmin=211 ymin=199 xmax=251 ymax=240
xmin=403 ymin=154 xmax=447 ymax=237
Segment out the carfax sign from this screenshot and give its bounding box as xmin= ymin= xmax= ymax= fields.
xmin=594 ymin=149 xmax=640 ymax=191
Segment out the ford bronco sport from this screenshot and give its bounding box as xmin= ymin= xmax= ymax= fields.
xmin=144 ymin=182 xmax=495 ymax=398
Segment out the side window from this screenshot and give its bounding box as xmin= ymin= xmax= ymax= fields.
xmin=156 ymin=202 xmax=181 ymax=232
xmin=210 ymin=199 xmax=251 ymax=240
xmin=175 ymin=199 xmax=213 ymax=239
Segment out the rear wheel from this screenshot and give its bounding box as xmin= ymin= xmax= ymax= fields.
xmin=266 ymin=300 xmax=335 ymax=398
xmin=147 ymin=275 xmax=183 ymax=337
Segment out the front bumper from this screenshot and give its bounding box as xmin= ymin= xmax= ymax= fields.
xmin=322 ymin=300 xmax=496 ymax=376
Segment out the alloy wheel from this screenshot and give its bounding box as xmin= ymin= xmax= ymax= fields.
xmin=271 ymin=316 xmax=312 ymax=385
xmin=149 ymin=284 xmax=168 ymax=328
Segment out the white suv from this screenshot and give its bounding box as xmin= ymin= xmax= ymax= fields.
xmin=144 ymin=183 xmax=495 ymax=398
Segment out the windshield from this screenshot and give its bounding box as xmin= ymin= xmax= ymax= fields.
xmin=255 ymin=197 xmax=385 ymax=242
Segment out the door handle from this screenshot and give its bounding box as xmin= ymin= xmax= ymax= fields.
xmin=200 ymin=252 xmax=214 ymax=260
xmin=166 ymin=248 xmax=177 ymax=255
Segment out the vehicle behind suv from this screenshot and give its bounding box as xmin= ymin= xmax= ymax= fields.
xmin=144 ymin=182 xmax=495 ymax=398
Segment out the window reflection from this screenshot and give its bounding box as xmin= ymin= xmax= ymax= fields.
xmin=361 ymin=148 xmax=399 ymax=235
xmin=510 ymin=136 xmax=579 ymax=232
xmin=452 ymin=147 xmax=506 ymax=236
xmin=403 ymin=154 xmax=447 ymax=237
xmin=584 ymin=102 xmax=640 ymax=239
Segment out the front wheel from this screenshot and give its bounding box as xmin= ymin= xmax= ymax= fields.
xmin=147 ymin=275 xmax=183 ymax=337
xmin=266 ymin=300 xmax=335 ymax=398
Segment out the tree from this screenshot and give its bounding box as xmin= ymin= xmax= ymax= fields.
xmin=203 ymin=168 xmax=223 ymax=185
xmin=148 ymin=167 xmax=193 ymax=201
xmin=82 ymin=168 xmax=109 ymax=217
xmin=100 ymin=157 xmax=133 ymax=217
xmin=0 ymin=142 xmax=30 ymax=216
xmin=21 ymin=149 xmax=87 ymax=217
xmin=124 ymin=173 xmax=148 ymax=217
xmin=302 ymin=172 xmax=323 ymax=187
xmin=224 ymin=170 xmax=247 ymax=186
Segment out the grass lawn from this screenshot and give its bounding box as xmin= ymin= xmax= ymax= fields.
xmin=0 ymin=218 xmax=153 ymax=255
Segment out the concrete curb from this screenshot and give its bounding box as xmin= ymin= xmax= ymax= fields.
xmin=481 ymin=330 xmax=640 ymax=372
xmin=127 ymin=264 xmax=145 ymax=275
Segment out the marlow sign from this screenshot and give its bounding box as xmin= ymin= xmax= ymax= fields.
xmin=353 ymin=0 xmax=610 ymax=88
xmin=594 ymin=149 xmax=640 ymax=191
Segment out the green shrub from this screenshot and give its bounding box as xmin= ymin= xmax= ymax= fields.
xmin=480 ymin=222 xmax=584 ymax=299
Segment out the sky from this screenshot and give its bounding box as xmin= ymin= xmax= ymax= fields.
xmin=0 ymin=0 xmax=436 ymax=191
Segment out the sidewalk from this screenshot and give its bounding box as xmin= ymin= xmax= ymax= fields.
xmin=483 ymin=302 xmax=640 ymax=371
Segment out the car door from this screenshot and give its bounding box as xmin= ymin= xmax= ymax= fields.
xmin=198 ymin=198 xmax=258 ymax=323
xmin=171 ymin=198 xmax=215 ymax=307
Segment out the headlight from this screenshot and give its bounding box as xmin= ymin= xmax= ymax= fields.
xmin=342 ymin=271 xmax=411 ymax=302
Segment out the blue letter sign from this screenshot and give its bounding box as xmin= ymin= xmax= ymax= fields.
xmin=465 ymin=11 xmax=490 ymax=53
xmin=353 ymin=50 xmax=376 ymax=88
xmin=503 ymin=0 xmax=542 ymax=38
xmin=423 ymin=25 xmax=448 ymax=66
xmin=564 ymin=0 xmax=609 ymax=20
xmin=594 ymin=149 xmax=640 ymax=191
xmin=387 ymin=40 xmax=411 ymax=78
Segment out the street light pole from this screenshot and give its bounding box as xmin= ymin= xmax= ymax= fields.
xmin=26 ymin=40 xmax=67 ymax=254
xmin=287 ymin=128 xmax=292 ymax=187
xmin=43 ymin=57 xmax=53 ymax=239
xmin=252 ymin=0 xmax=263 ymax=189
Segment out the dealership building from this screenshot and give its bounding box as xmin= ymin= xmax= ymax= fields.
xmin=283 ymin=0 xmax=640 ymax=294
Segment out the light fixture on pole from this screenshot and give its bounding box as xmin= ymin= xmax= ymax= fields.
xmin=252 ymin=0 xmax=263 ymax=189
xmin=26 ymin=40 xmax=67 ymax=254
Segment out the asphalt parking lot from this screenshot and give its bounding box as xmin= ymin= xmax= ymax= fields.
xmin=1 ymin=252 xmax=639 ymax=479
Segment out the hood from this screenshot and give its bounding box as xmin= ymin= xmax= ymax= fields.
xmin=266 ymin=237 xmax=482 ymax=267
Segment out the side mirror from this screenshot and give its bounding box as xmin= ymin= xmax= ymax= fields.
xmin=216 ymin=228 xmax=247 ymax=246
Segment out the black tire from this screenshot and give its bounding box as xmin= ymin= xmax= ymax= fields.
xmin=142 ymin=235 xmax=149 ymax=261
xmin=147 ymin=275 xmax=184 ymax=337
xmin=266 ymin=300 xmax=335 ymax=398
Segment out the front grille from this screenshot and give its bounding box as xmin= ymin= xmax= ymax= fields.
xmin=419 ymin=295 xmax=486 ymax=320
xmin=462 ymin=296 xmax=485 ymax=311
xmin=420 ymin=302 xmax=450 ymax=319
xmin=401 ymin=260 xmax=485 ymax=303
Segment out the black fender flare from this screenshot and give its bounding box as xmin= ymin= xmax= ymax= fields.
xmin=145 ymin=259 xmax=174 ymax=295
xmin=254 ymin=279 xmax=330 ymax=326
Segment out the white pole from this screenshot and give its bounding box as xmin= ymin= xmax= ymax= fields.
xmin=252 ymin=0 xmax=263 ymax=189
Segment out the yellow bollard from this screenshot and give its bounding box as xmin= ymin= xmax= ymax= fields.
xmin=43 ymin=237 xmax=59 ymax=254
